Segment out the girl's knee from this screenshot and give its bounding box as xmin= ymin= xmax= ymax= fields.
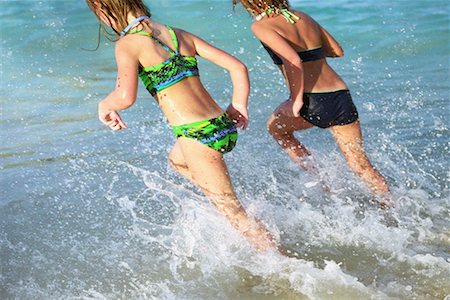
xmin=266 ymin=117 xmax=276 ymax=132
xmin=266 ymin=117 xmax=291 ymax=137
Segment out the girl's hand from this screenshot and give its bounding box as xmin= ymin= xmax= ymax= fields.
xmin=98 ymin=102 xmax=127 ymax=131
xmin=277 ymin=99 xmax=303 ymax=118
xmin=227 ymin=103 xmax=249 ymax=130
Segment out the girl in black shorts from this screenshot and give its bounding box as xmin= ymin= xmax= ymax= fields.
xmin=234 ymin=0 xmax=392 ymax=206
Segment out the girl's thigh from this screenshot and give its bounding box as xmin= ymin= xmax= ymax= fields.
xmin=328 ymin=121 xmax=364 ymax=153
xmin=177 ymin=137 xmax=235 ymax=195
xmin=267 ymin=109 xmax=314 ymax=132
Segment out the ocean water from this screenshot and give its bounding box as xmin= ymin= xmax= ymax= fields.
xmin=1 ymin=0 xmax=449 ymax=299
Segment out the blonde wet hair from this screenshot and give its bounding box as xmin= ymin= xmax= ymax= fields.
xmin=85 ymin=0 xmax=151 ymax=40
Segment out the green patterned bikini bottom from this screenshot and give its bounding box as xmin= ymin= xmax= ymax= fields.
xmin=172 ymin=113 xmax=238 ymax=153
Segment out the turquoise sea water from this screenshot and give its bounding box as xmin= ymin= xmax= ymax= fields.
xmin=1 ymin=0 xmax=449 ymax=299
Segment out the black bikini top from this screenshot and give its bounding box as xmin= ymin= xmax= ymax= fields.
xmin=261 ymin=42 xmax=325 ymax=65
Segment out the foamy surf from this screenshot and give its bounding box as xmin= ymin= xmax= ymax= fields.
xmin=1 ymin=0 xmax=448 ymax=299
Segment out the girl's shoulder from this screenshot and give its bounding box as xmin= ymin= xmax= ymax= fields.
xmin=250 ymin=9 xmax=314 ymax=31
xmin=170 ymin=26 xmax=199 ymax=46
xmin=294 ymin=10 xmax=319 ymax=27
xmin=116 ymin=32 xmax=143 ymax=48
xmin=115 ymin=32 xmax=148 ymax=59
xmin=170 ymin=26 xmax=193 ymax=39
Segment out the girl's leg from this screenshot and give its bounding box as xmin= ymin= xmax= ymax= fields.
xmin=328 ymin=121 xmax=392 ymax=205
xmin=168 ymin=140 xmax=193 ymax=181
xmin=266 ymin=108 xmax=315 ymax=171
xmin=169 ymin=138 xmax=277 ymax=250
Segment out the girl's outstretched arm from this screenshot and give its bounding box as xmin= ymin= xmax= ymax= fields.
xmin=319 ymin=25 xmax=344 ymax=58
xmin=252 ymin=24 xmax=304 ymax=117
xmin=189 ymin=32 xmax=250 ymax=130
xmin=98 ymin=40 xmax=139 ymax=130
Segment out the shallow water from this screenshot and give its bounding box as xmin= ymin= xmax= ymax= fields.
xmin=1 ymin=0 xmax=449 ymax=299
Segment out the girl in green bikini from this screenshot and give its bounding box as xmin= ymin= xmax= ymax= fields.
xmin=85 ymin=0 xmax=278 ymax=251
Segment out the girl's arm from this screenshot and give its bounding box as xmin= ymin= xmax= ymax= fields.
xmin=98 ymin=40 xmax=139 ymax=130
xmin=189 ymin=32 xmax=250 ymax=129
xmin=277 ymin=65 xmax=289 ymax=87
xmin=319 ymin=25 xmax=344 ymax=58
xmin=252 ymin=24 xmax=304 ymax=117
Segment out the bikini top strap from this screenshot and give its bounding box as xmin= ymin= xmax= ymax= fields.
xmin=165 ymin=25 xmax=179 ymax=54
xmin=151 ymin=35 xmax=176 ymax=55
xmin=126 ymin=25 xmax=178 ymax=56
xmin=129 ymin=28 xmax=176 ymax=55
xmin=128 ymin=28 xmax=151 ymax=37
xmin=120 ymin=16 xmax=150 ymax=37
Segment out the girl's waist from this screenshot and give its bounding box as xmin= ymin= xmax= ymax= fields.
xmin=303 ymin=74 xmax=347 ymax=93
xmin=161 ymin=101 xmax=224 ymax=127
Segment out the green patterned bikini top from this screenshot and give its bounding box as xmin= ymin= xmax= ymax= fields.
xmin=129 ymin=26 xmax=199 ymax=96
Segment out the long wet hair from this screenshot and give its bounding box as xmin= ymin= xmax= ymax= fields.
xmin=233 ymin=0 xmax=291 ymax=16
xmin=85 ymin=0 xmax=151 ymax=48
